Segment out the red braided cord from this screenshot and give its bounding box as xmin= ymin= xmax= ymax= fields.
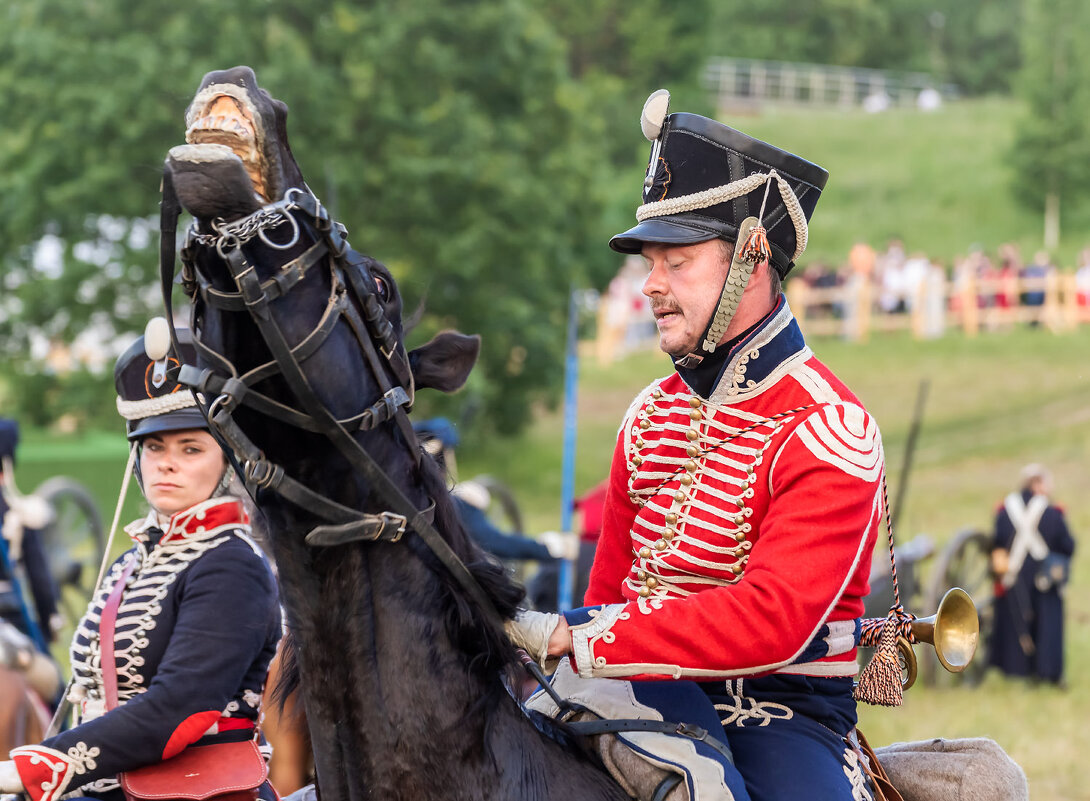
xmin=858 ymin=472 xmax=917 ymax=646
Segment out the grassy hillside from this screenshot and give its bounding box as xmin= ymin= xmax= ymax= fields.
xmin=710 ymin=98 xmax=1090 ymax=269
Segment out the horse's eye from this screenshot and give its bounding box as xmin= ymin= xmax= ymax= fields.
xmin=374 ymin=275 xmax=390 ymax=302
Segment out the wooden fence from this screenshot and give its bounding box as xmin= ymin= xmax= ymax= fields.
xmin=787 ymin=273 xmax=1090 ymax=341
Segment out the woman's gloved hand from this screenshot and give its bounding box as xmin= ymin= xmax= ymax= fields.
xmin=0 ymin=760 xmax=24 ymax=794
xmin=540 ymin=531 xmax=580 ymax=561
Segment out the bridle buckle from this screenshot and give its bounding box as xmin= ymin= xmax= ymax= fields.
xmin=378 ymin=511 xmax=408 ymax=543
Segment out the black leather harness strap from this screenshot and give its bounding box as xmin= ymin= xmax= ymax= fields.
xmin=200 ymin=239 xmax=329 ymax=311
xmin=214 ymin=243 xmax=504 ymax=625
xmin=566 ymin=718 xmax=736 ymax=765
xmin=159 ymin=178 xmax=505 ymax=633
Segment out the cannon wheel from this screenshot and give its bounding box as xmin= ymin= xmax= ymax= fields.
xmin=919 ymin=528 xmax=994 ymax=686
xmin=467 ymin=474 xmax=524 ymax=534
xmin=33 ymin=477 xmax=106 ymax=622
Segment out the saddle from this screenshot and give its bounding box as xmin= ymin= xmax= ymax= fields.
xmin=524 ymin=660 xmax=1029 ymax=801
xmin=524 ymin=660 xmax=741 ymax=801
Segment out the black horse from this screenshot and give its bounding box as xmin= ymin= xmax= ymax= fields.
xmin=163 ymin=66 xmax=628 ymax=801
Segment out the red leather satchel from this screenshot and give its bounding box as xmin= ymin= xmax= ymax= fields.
xmin=119 ymin=741 xmax=267 ymax=801
xmin=101 ymin=557 xmax=269 ymax=801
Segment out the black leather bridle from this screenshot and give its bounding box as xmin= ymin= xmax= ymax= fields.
xmin=158 ymin=169 xmax=505 ymax=631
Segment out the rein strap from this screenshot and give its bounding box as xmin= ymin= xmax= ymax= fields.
xmin=159 ymin=178 xmax=506 ymax=633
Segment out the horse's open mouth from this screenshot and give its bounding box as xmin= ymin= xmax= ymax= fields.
xmin=185 ymin=93 xmax=269 ymax=201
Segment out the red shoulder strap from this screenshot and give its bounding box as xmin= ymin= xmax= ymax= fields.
xmin=100 ymin=556 xmax=139 ymax=711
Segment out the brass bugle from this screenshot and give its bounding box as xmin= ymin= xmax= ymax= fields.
xmin=895 ymin=587 xmax=979 ymax=689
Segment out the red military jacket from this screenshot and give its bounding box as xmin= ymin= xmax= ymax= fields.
xmin=571 ymin=300 xmax=883 ymax=681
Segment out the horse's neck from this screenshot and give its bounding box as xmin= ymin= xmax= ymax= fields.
xmin=265 ymin=506 xmax=626 ymax=801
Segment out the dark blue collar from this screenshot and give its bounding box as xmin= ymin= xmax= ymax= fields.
xmin=677 ymin=296 xmax=810 ymax=402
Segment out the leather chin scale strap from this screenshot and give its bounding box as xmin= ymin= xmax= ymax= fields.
xmin=673 ymin=217 xmax=759 ymax=370
xmin=158 ymin=169 xmax=506 ymax=633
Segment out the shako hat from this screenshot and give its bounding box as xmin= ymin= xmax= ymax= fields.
xmin=412 ymin=418 xmax=460 ymax=452
xmin=610 ymin=89 xmax=829 ymax=278
xmin=115 ymin=318 xmax=207 ymax=441
xmin=412 ymin=417 xmax=460 ymax=473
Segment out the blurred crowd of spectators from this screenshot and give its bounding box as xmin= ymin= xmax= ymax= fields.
xmin=794 ymin=238 xmax=1090 ymax=322
xmin=594 ymin=239 xmax=1090 ymax=361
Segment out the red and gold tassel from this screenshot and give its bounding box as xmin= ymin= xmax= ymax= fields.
xmin=853 ymin=614 xmax=904 ymax=707
xmin=739 ymin=224 xmax=770 ymax=266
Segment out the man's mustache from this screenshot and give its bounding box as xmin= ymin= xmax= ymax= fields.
xmin=650 ymin=300 xmax=681 ymax=315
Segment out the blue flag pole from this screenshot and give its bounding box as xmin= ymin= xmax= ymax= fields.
xmin=556 ymin=287 xmax=580 ymax=612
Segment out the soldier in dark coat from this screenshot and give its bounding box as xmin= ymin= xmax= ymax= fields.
xmin=989 ymin=464 xmax=1075 ymax=685
xmin=0 ymin=418 xmax=64 ymax=707
xmin=1 ymin=323 xmax=282 ymax=801
xmin=0 ymin=418 xmax=60 ymax=651
xmin=413 ymin=419 xmax=572 ymax=564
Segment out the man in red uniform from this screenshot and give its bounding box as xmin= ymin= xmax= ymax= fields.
xmin=516 ymin=91 xmax=884 ymax=800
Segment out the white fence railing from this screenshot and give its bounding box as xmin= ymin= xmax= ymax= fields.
xmin=703 ymin=57 xmax=957 ymax=112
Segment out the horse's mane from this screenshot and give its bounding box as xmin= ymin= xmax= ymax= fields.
xmin=414 ymin=448 xmax=525 ymax=680
xmin=272 ymin=437 xmax=526 ymax=711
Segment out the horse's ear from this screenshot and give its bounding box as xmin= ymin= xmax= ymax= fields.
xmin=409 ymin=331 xmax=480 ymax=393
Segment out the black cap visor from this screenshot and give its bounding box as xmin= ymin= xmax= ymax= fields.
xmin=609 ymin=214 xmax=734 ymax=255
xmin=127 ymin=408 xmax=209 ymax=441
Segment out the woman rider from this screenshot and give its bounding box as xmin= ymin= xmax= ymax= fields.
xmin=0 ymin=321 xmax=282 ymax=801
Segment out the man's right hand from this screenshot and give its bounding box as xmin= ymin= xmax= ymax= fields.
xmin=504 ymin=610 xmax=562 ymax=672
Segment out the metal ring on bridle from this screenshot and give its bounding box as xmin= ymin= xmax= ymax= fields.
xmin=215 ymin=232 xmax=242 ymax=260
xmin=258 ymin=211 xmax=300 ymax=251
xmin=284 ymin=187 xmax=306 ymax=210
xmin=244 ymin=459 xmax=276 ymax=489
xmin=207 ymin=392 xmax=231 ymax=420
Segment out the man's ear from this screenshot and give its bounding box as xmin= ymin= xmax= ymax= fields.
xmin=409 ymin=331 xmax=480 ymax=393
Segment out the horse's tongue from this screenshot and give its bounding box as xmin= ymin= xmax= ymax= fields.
xmin=167 ymin=143 xmax=263 ymax=221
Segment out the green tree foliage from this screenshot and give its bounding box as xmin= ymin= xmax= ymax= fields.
xmin=0 ymin=0 xmax=708 ymax=434
xmin=706 ymin=0 xmax=1020 ymax=95
xmin=927 ymin=0 xmax=1022 ymax=95
xmin=1009 ymin=0 xmax=1090 ymax=244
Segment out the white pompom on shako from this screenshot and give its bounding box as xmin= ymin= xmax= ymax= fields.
xmin=641 ymin=89 xmax=672 ymax=195
xmin=115 ymin=321 xmax=207 ymax=440
xmin=144 ymin=316 xmax=172 ymax=362
xmin=640 ymin=89 xmax=671 ymax=142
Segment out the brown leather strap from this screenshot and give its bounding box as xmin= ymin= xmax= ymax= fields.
xmin=853 ymin=728 xmax=905 ymax=801
xmin=100 ymin=556 xmax=139 ymax=712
